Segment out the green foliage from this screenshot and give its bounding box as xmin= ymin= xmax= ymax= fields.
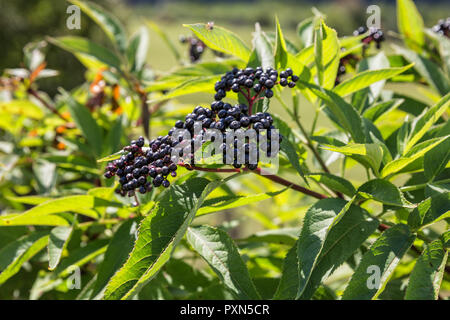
xmin=103 ymin=177 xmax=231 ymax=299
xmin=0 ymin=232 xmax=49 ymax=285
xmin=405 ymin=239 xmax=448 ymax=300
xmin=0 ymin=0 xmax=448 ymax=301
xmin=183 ymin=23 xmax=250 ymax=61
xmin=397 ymin=0 xmax=425 ymax=52
xmin=48 ymin=226 xmax=73 ymax=270
xmin=342 ymin=224 xmax=416 ymax=300
xmin=70 ymin=0 xmax=127 ymax=54
xmin=187 ymin=225 xmax=261 ymax=299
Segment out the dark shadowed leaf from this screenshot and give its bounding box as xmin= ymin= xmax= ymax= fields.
xmin=306 ymin=173 xmax=356 ymax=197
xmin=299 ymin=205 xmax=379 ymax=299
xmin=63 ymin=92 xmax=103 ymax=156
xmin=90 ymin=219 xmax=140 ymax=299
xmin=187 ymin=225 xmax=261 ymax=300
xmin=48 ymin=36 xmax=121 ymax=70
xmin=48 ymin=226 xmax=74 ymax=270
xmin=408 ymin=193 xmax=450 ymax=230
xmin=295 ymin=198 xmax=350 ymax=298
xmin=70 ymin=0 xmax=127 ymax=53
xmin=0 ymin=231 xmax=49 ymax=285
xmin=405 ymin=239 xmax=448 ymax=300
xmin=103 ymin=177 xmax=234 ymax=299
xmin=342 ymin=224 xmax=416 ymax=300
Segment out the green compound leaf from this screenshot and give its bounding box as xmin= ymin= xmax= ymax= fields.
xmin=274 ymin=201 xmax=378 ymax=300
xmin=363 ymin=99 xmax=404 ymax=122
xmin=408 ymin=193 xmax=450 ymax=230
xmin=0 ymin=214 xmax=72 ymax=227
xmin=357 ymin=179 xmax=414 ymax=208
xmin=183 ymin=23 xmax=250 ymax=61
xmin=197 ymin=188 xmax=287 ymax=216
xmin=265 ymin=31 xmax=299 ymax=54
xmin=393 ymin=45 xmax=450 ymax=96
xmin=274 ymin=16 xmax=288 ymax=70
xmin=319 ymin=20 xmax=340 ymax=90
xmin=313 ymin=19 xmax=324 ymax=86
xmin=70 ymin=0 xmax=127 ymax=53
xmin=333 ymin=64 xmax=413 ymax=97
xmin=405 ymin=239 xmax=448 ymax=300
xmin=381 ymin=135 xmax=450 ymax=178
xmin=48 ymin=225 xmax=74 ymax=270
xmin=306 ymin=173 xmax=356 ymax=197
xmin=424 ymin=136 xmax=450 ymax=182
xmin=342 ymin=224 xmax=416 ymax=300
xmin=397 ymin=0 xmax=425 ymax=52
xmin=0 ymin=195 xmax=120 ymax=226
xmin=295 ymin=198 xmax=351 ymax=299
xmin=5 ymin=195 xmax=52 ymax=206
xmin=321 ymin=143 xmax=383 ymax=176
xmin=187 ymin=225 xmax=261 ymax=300
xmin=0 ymin=231 xmax=49 ymax=285
xmin=127 ymin=26 xmax=149 ymax=74
xmin=299 ymin=205 xmax=379 ymax=299
xmin=273 ymin=244 xmax=299 ymax=299
xmin=62 ymin=92 xmax=104 ymax=157
xmin=48 ymin=36 xmax=121 ymax=70
xmin=253 ymin=23 xmax=274 ymax=70
xmin=53 ymin=239 xmax=109 ymax=278
xmin=280 ymin=139 xmax=307 ymax=184
xmin=240 ymin=228 xmax=299 ymax=246
xmin=149 ymin=75 xmax=220 ymax=104
xmin=104 ymin=177 xmax=234 ymax=300
xmin=90 ymin=219 xmax=140 ymax=299
xmin=403 ymin=93 xmax=450 ymax=155
xmin=297 ymin=81 xmax=364 ymax=143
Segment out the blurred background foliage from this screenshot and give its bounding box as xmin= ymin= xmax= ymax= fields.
xmin=2 ymin=0 xmax=449 ymax=94
xmin=0 ymin=0 xmax=448 ymax=300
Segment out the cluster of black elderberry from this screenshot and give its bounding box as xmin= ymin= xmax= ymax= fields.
xmin=335 ymin=62 xmax=347 ymax=86
xmin=104 ymin=136 xmax=179 ymax=197
xmin=432 ymin=18 xmax=450 ymax=38
xmin=213 ymin=66 xmax=298 ymax=101
xmin=335 ymin=53 xmax=359 ymax=86
xmin=353 ymin=26 xmax=385 ymax=49
xmin=104 ymin=67 xmax=298 ymax=196
xmin=179 ymin=35 xmax=206 ymax=62
xmin=179 ymin=35 xmax=225 ymax=62
xmin=168 ymin=103 xmax=282 ymax=170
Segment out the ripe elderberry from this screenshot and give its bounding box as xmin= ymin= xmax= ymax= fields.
xmin=179 ymin=35 xmax=226 ymax=62
xmin=212 ymin=67 xmax=299 ymax=102
xmin=354 ymin=26 xmax=385 ymax=49
xmin=105 ymin=66 xmax=300 ymax=195
xmin=104 ymin=135 xmax=179 ymax=197
xmin=432 ymin=18 xmax=450 ymax=38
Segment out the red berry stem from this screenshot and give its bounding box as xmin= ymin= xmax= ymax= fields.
xmin=179 ymin=163 xmax=241 ymax=173
xmin=181 ymin=163 xmax=327 ymax=200
xmin=27 ymin=88 xmax=68 ymax=122
xmin=250 ymin=167 xmax=327 ymax=200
